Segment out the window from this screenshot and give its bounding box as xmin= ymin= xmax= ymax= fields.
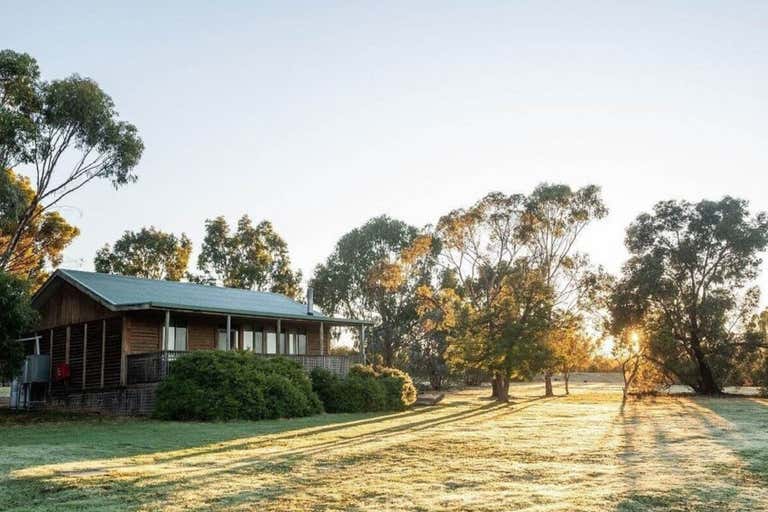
xmin=242 ymin=327 xmax=264 ymax=352
xmin=243 ymin=327 xmax=254 ymax=351
xmin=266 ymin=331 xmax=277 ymax=354
xmin=279 ymin=332 xmax=286 ymax=354
xmin=297 ymin=333 xmax=307 ymax=355
xmin=288 ymin=332 xmax=296 ymax=354
xmin=253 ymin=330 xmax=264 ymax=353
xmin=284 ymin=329 xmax=307 ymax=355
xmin=162 ymin=319 xmax=187 ymax=351
xmin=216 ymin=329 xmax=238 ymax=351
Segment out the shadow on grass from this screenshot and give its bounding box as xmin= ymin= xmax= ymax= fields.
xmin=189 ymin=395 xmax=556 ymax=511
xmin=615 ymin=396 xmax=768 ymax=511
xmin=0 ymin=409 xmax=390 ymax=466
xmin=0 ymin=411 xmax=417 ymax=511
xmin=615 ymin=486 xmax=743 ymax=512
xmin=683 ymin=396 xmax=768 ymax=485
xmin=2 ymin=395 xmax=555 ymax=511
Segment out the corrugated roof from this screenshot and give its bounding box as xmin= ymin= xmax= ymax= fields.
xmin=38 ymin=269 xmax=369 ymax=325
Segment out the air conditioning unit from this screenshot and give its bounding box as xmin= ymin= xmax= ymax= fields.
xmin=22 ymin=355 xmax=50 ymax=384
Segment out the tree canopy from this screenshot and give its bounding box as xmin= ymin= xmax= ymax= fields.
xmin=0 ymin=49 xmax=143 ymax=271
xmin=611 ymin=197 xmax=768 ymax=394
xmin=425 ymin=185 xmax=607 ymax=400
xmin=94 ymin=227 xmax=192 ymax=281
xmin=197 ymin=215 xmax=302 ymax=298
xmin=310 ymin=215 xmax=430 ymax=366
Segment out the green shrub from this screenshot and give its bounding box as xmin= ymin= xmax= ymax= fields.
xmin=309 ymin=368 xmax=340 ymax=411
xmin=374 ymin=366 xmax=418 ymax=410
xmin=335 ymin=374 xmax=388 ymax=412
xmin=153 ymin=351 xmax=322 ymax=421
xmin=310 ymin=364 xmax=417 ymax=413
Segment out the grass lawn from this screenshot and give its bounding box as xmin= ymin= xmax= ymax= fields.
xmin=1 ymin=375 xmax=767 ymax=511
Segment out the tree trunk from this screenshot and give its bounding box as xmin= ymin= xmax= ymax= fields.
xmin=690 ymin=338 xmax=720 ymax=394
xmin=622 ymin=362 xmax=629 ymax=400
xmin=564 ymin=372 xmax=570 ymax=395
xmin=430 ymin=373 xmax=442 ymax=391
xmin=544 ymin=371 xmax=554 ymax=397
xmin=490 ymin=371 xmax=511 ymax=402
xmin=380 ymin=339 xmax=393 ymax=367
xmin=495 ymin=373 xmax=511 ymax=402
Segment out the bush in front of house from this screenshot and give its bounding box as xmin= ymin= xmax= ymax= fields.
xmin=310 ymin=364 xmax=417 ymax=413
xmin=153 ymin=351 xmax=322 ymax=421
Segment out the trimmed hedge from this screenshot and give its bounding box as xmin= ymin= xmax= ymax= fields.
xmin=311 ymin=364 xmax=417 ymax=413
xmin=153 ymin=351 xmax=322 ymax=421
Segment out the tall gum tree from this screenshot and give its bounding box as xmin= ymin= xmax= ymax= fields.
xmin=520 ymin=184 xmax=608 ymax=396
xmin=611 ymin=197 xmax=768 ymax=394
xmin=0 ymin=49 xmax=143 ymax=271
xmin=429 ymin=185 xmax=606 ymax=401
xmin=432 ymin=192 xmax=555 ymax=401
xmin=310 ymin=215 xmax=427 ymax=366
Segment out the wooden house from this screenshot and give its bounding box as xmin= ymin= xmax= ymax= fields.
xmin=18 ymin=269 xmax=369 ymax=414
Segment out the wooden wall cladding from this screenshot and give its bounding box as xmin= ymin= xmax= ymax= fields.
xmin=103 ymin=317 xmax=123 ymax=388
xmin=37 ymin=281 xmax=115 ymax=330
xmin=50 ymin=327 xmax=68 ymax=397
xmin=68 ymin=324 xmax=85 ymax=389
xmin=85 ymin=321 xmax=103 ymax=389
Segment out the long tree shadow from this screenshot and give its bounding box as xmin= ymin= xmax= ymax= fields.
xmin=4 ymin=394 xmax=557 ymax=511
xmin=0 ymin=410 xmax=392 ymax=465
xmin=183 ymin=395 xmax=559 ymax=511
xmin=614 ymin=396 xmax=768 ymax=511
xmin=680 ymin=396 xmax=768 ymax=485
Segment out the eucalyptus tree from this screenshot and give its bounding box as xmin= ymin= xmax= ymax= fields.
xmin=0 ymin=49 xmax=143 ymax=270
xmin=310 ymin=215 xmax=430 ymax=366
xmin=545 ymin=312 xmax=595 ymax=395
xmin=409 ymin=269 xmax=462 ymax=389
xmin=432 ymin=192 xmax=556 ymax=401
xmin=432 ymin=186 xmax=607 ymax=400
xmin=197 ymin=215 xmax=302 ymax=298
xmin=521 ymin=183 xmax=608 ymax=395
xmin=611 ymin=197 xmax=768 ymax=394
xmin=95 ymin=227 xmax=192 ymax=281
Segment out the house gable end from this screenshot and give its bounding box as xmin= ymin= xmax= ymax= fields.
xmin=34 ymin=278 xmax=117 ymax=330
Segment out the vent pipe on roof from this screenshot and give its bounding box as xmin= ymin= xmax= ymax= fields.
xmin=307 ymin=287 xmax=314 ymax=315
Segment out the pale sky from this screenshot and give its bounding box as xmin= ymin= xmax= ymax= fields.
xmin=4 ymin=1 xmax=768 ymax=306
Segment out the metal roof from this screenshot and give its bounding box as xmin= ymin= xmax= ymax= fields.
xmin=35 ymin=269 xmax=370 ymax=325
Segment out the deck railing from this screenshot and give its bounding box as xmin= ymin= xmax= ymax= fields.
xmin=126 ymin=351 xmax=356 ymax=384
xmin=256 ymin=354 xmax=357 ymax=377
xmin=126 ymin=350 xmax=187 ymax=385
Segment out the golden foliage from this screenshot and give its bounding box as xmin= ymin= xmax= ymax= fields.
xmin=1 ymin=168 xmax=79 ymax=287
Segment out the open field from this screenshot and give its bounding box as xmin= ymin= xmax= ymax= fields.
xmin=2 ymin=376 xmax=767 ymax=511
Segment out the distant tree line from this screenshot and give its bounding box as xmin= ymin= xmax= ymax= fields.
xmin=94 ymin=214 xmax=303 ymax=299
